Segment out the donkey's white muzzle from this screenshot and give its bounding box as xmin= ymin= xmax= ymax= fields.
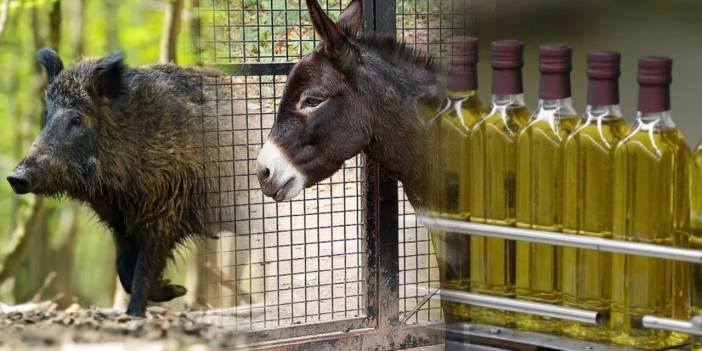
xmin=256 ymin=140 xmax=307 ymax=202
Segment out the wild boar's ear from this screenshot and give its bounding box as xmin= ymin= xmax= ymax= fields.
xmin=89 ymin=52 xmax=126 ymax=100
xmin=305 ymin=0 xmax=345 ymax=55
xmin=336 ymin=0 xmax=363 ymax=37
xmin=37 ymin=48 xmax=64 ymax=83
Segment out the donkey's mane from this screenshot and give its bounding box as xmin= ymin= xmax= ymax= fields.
xmin=356 ymin=33 xmax=435 ymax=73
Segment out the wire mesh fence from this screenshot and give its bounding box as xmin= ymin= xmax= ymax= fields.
xmin=396 ymin=0 xmax=472 ymax=325
xmin=198 ymin=0 xmax=349 ymax=64
xmin=193 ymin=0 xmax=471 ymax=335
xmin=195 ymin=0 xmax=367 ymax=332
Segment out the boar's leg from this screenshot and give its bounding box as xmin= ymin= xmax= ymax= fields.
xmin=116 ymin=238 xmax=138 ymax=294
xmin=126 ymin=241 xmax=168 ymax=317
xmin=125 ymin=239 xmax=188 ymax=316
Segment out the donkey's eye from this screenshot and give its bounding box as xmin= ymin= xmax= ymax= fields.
xmin=303 ymin=97 xmax=324 ymax=108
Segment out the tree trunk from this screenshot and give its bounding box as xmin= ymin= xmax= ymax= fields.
xmin=0 ymin=198 xmax=48 ymax=287
xmin=104 ymin=0 xmax=120 ymax=52
xmin=6 ymin=14 xmax=20 ymax=232
xmin=0 ymin=0 xmax=10 ymax=42
xmin=10 ymin=0 xmax=60 ymax=303
xmin=71 ymin=0 xmax=84 ymax=56
xmin=159 ymin=0 xmax=184 ymax=63
xmin=190 ymin=0 xmax=202 ymax=65
xmin=48 ymin=0 xmax=61 ymax=50
xmin=50 ymin=205 xmax=80 ymax=308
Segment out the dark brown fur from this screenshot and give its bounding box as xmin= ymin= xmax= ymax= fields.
xmin=8 ymin=49 xmax=220 ymax=316
xmin=260 ymin=0 xmax=439 ymax=206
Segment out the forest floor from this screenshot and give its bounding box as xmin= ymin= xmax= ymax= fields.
xmin=0 ymin=302 xmax=244 ymax=351
xmin=0 ymin=302 xmax=444 ymax=350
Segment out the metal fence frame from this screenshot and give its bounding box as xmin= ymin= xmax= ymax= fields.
xmin=202 ymin=0 xmax=442 ymax=349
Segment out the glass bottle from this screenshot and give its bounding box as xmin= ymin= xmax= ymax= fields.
xmin=610 ymin=56 xmax=691 ymax=349
xmin=433 ymin=36 xmax=486 ymax=321
xmin=516 ymin=44 xmax=580 ymax=333
xmin=692 ymin=140 xmax=702 ymax=350
xmin=470 ymin=40 xmax=530 ymax=326
xmin=561 ymin=51 xmax=629 ymax=341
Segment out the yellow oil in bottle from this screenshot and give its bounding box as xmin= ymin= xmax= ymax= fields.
xmin=515 ymin=100 xmax=580 ymax=333
xmin=438 ymin=90 xmax=487 ymax=219
xmin=440 ymin=90 xmax=486 ymax=321
xmin=610 ymin=116 xmax=691 ymax=349
xmin=470 ymin=95 xmax=530 ymax=326
xmin=419 ymin=97 xmax=448 ymax=215
xmin=432 ymin=90 xmax=485 ymax=321
xmin=561 ymin=108 xmax=629 ymax=341
xmin=692 ymin=140 xmax=702 ymax=350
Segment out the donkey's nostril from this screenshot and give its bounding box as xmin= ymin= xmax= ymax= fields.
xmin=7 ymin=175 xmax=30 ymax=194
xmin=258 ymin=167 xmax=271 ymax=181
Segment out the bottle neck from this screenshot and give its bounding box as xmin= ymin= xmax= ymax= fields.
xmin=492 ymin=68 xmax=523 ymax=95
xmin=539 ymin=72 xmax=571 ymax=100
xmin=587 ymin=78 xmax=619 ymax=106
xmin=586 ymin=104 xmax=623 ymax=120
xmin=638 ymin=84 xmax=671 ymax=113
xmin=447 ymin=67 xmax=478 ymax=92
xmin=491 ymin=93 xmax=526 ymax=107
xmin=635 ymin=110 xmax=676 ymax=130
xmin=448 ymin=89 xmax=480 ymax=100
xmin=535 ymin=97 xmax=578 ymax=119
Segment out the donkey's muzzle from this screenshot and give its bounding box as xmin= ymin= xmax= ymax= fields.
xmin=256 ymin=140 xmax=307 ymax=202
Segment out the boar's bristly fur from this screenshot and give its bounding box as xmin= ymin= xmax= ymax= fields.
xmin=8 ymin=48 xmax=221 ymax=317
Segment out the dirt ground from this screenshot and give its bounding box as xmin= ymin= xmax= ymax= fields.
xmin=0 ymin=302 xmax=245 ymax=351
xmin=0 ymin=302 xmax=445 ymax=350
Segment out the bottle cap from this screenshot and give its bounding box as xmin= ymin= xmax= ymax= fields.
xmin=491 ymin=40 xmax=524 ymax=95
xmin=587 ymin=51 xmax=621 ymax=105
xmin=491 ymin=40 xmax=523 ymax=69
xmin=587 ymin=50 xmax=620 ymax=79
xmin=447 ymin=36 xmax=478 ymax=91
xmin=539 ymin=44 xmax=572 ymax=74
xmin=638 ymin=56 xmax=672 ymax=86
xmin=449 ymin=36 xmax=478 ymax=66
xmin=539 ymin=43 xmax=572 ymax=99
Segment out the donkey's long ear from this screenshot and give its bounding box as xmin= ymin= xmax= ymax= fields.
xmin=37 ymin=48 xmax=64 ymax=83
xmin=306 ymin=0 xmax=345 ymax=55
xmin=88 ymin=52 xmax=126 ymax=100
xmin=337 ymin=0 xmax=363 ymax=36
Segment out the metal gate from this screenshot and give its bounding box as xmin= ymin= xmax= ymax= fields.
xmin=190 ymin=0 xmax=467 ymax=348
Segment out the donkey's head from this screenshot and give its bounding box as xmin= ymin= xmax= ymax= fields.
xmin=257 ymin=0 xmax=436 ymax=202
xmin=256 ymin=0 xmax=367 ymax=201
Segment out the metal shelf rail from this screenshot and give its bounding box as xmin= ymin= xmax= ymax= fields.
xmin=418 ymin=215 xmax=702 ymax=339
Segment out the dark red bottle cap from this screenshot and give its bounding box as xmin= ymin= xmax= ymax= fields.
xmin=491 ymin=40 xmax=524 ymax=95
xmin=637 ymin=56 xmax=672 ymax=113
xmin=638 ymin=56 xmax=672 ymax=85
xmin=447 ymin=36 xmax=478 ymax=91
xmin=539 ymin=44 xmax=572 ymax=99
xmin=587 ymin=50 xmax=621 ymax=105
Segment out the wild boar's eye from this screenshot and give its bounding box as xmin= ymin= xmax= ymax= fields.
xmin=69 ymin=115 xmax=82 ymax=127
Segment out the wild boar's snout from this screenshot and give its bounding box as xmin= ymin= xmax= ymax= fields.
xmin=8 ymin=138 xmax=51 ymax=195
xmin=7 ymin=166 xmax=32 ymax=194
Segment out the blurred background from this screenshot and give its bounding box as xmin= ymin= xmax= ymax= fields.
xmin=1 ymin=0 xmax=701 ymax=313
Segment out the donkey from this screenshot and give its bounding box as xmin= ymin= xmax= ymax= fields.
xmin=256 ymin=0 xmax=440 ymax=208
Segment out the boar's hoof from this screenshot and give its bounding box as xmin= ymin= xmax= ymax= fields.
xmin=149 ymin=280 xmax=187 ymax=302
xmin=126 ymin=305 xmax=146 ymax=318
